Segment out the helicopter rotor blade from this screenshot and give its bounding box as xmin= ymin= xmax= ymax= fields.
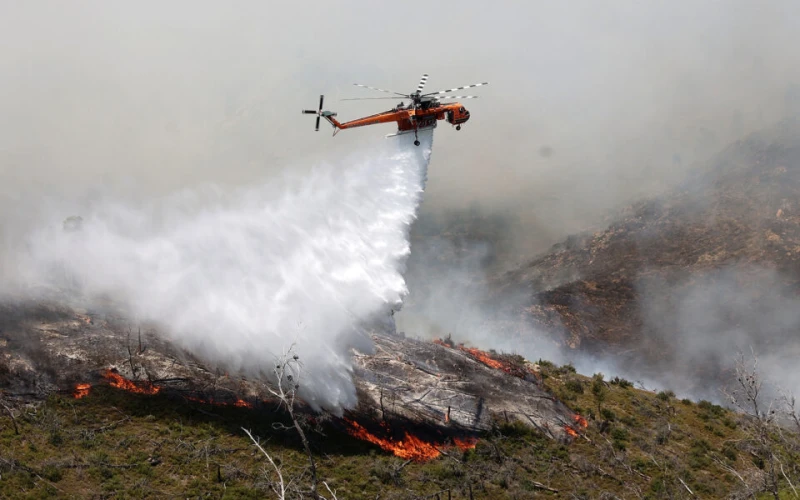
xmin=415 ymin=73 xmax=429 ymax=94
xmin=315 ymin=115 xmax=321 ymax=131
xmin=302 ymin=110 xmax=318 ymax=114
xmin=353 ymin=83 xmax=408 ymax=96
xmin=341 ymin=97 xmax=408 ymax=100
xmin=432 ymin=95 xmax=479 ymax=100
xmin=422 ymin=82 xmax=489 ymax=96
xmin=318 ymin=95 xmax=324 ymax=112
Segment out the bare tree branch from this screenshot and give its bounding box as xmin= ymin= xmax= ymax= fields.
xmin=265 ymin=345 xmax=320 ymax=500
xmin=242 ymin=427 xmax=285 ymax=500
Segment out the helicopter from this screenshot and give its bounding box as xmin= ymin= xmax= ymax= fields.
xmin=302 ymin=74 xmax=488 ymax=146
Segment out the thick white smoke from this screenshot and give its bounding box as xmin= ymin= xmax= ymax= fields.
xmin=14 ymin=130 xmax=434 ymax=413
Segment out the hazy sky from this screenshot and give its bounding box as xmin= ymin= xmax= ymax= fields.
xmin=2 ymin=0 xmax=800 ymax=255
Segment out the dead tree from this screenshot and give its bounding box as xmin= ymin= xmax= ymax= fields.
xmin=723 ymin=350 xmax=780 ymax=499
xmin=265 ymin=345 xmax=321 ymax=500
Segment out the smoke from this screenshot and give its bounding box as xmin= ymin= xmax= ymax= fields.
xmin=397 ymin=224 xmax=565 ymax=366
xmin=3 ymin=1 xmax=800 ymax=409
xmin=9 ymin=130 xmax=433 ymax=413
xmin=632 ymin=266 xmax=800 ymax=401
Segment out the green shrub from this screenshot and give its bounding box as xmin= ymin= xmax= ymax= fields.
xmin=537 ymin=359 xmax=555 ymax=369
xmin=721 ymin=443 xmax=737 ymax=462
xmin=565 ymin=379 xmax=584 ymax=394
xmin=657 ymin=390 xmax=674 ymax=401
xmin=601 ymin=408 xmax=616 ymax=421
xmin=41 ymin=465 xmax=63 ymax=483
xmin=610 ymin=376 xmax=632 ymax=388
xmin=561 ymin=363 xmax=577 ymax=374
xmin=611 ymin=428 xmax=628 ymax=441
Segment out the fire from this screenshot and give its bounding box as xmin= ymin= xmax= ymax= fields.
xmin=102 ymin=369 xmax=161 ymax=395
xmin=461 ymin=347 xmax=507 ymax=371
xmin=345 ymin=419 xmax=440 ymax=461
xmin=434 ymin=339 xmax=531 ymax=378
xmin=563 ymin=414 xmax=587 ymax=438
xmin=73 ymin=383 xmax=91 ymax=399
xmin=453 ymin=437 xmax=478 ymax=451
xmin=70 ymin=369 xmax=254 ymax=408
xmin=344 ymin=419 xmax=479 ymax=462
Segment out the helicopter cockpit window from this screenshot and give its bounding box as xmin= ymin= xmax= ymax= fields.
xmin=459 ymin=107 xmax=466 ymax=113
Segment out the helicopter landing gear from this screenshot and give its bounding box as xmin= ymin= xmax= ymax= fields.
xmin=414 ymin=140 xmax=420 ymax=146
xmin=456 ymin=125 xmax=461 ymax=131
xmin=413 ymin=127 xmax=420 ymax=146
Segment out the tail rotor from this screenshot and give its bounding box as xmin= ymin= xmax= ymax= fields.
xmin=302 ymin=94 xmax=325 ymax=131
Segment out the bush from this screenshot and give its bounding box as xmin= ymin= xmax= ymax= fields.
xmin=689 ymin=439 xmax=711 ymax=468
xmin=565 ymin=379 xmax=584 ymax=394
xmin=601 ymin=408 xmax=616 ymax=421
xmin=41 ymin=465 xmax=63 ymax=482
xmin=610 ymin=376 xmax=633 ymax=389
xmin=722 ymin=417 xmax=737 ymax=429
xmin=681 ymin=398 xmax=692 ymax=405
xmin=657 ymin=390 xmax=674 ymax=401
xmin=537 ymin=359 xmax=555 ymax=369
xmin=721 ymin=443 xmax=737 ymax=462
xmin=611 ymin=428 xmax=628 ymax=441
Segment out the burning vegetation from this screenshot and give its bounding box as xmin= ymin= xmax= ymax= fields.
xmin=433 ymin=335 xmax=540 ymax=381
xmin=564 ymin=414 xmax=589 ymax=438
xmin=102 ymin=368 xmax=160 ymax=395
xmin=71 ymin=368 xmax=254 ymax=409
xmin=344 ymin=418 xmax=477 ymax=462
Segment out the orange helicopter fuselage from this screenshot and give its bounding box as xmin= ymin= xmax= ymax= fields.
xmin=325 ymin=102 xmax=470 ymax=133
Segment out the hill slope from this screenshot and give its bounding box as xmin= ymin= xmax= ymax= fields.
xmin=497 ymin=120 xmax=800 ymax=393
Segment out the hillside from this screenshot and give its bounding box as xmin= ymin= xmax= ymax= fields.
xmin=489 ymin=120 xmax=800 ymax=390
xmin=2 ymin=348 xmax=799 ymax=499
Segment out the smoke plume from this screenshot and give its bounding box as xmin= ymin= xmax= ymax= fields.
xmin=10 ymin=130 xmax=433 ymax=413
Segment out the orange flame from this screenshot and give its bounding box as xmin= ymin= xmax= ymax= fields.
xmin=564 ymin=425 xmax=579 ymax=438
xmin=573 ymin=414 xmax=588 ymax=429
xmin=73 ymin=383 xmax=91 ymax=399
xmin=435 ymin=339 xmax=527 ymax=377
xmin=461 ymin=347 xmax=507 ymax=371
xmin=102 ymin=369 xmax=161 ymax=395
xmin=345 ymin=419 xmax=441 ymax=461
xmin=71 ymin=369 xmax=254 ymax=409
xmin=453 ymin=437 xmax=478 ymax=451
